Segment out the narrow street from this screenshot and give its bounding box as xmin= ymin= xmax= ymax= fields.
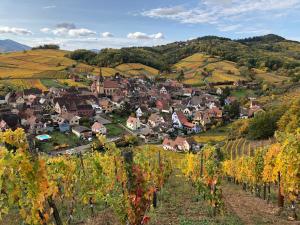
xmin=49 ymin=136 xmax=121 ymax=156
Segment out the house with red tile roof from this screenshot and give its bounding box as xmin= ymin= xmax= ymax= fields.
xmin=162 ymin=136 xmax=190 ymax=152
xmin=126 ymin=116 xmax=141 ymax=130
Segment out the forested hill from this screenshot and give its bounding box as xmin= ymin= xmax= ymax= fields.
xmin=69 ymin=34 xmax=300 ymax=77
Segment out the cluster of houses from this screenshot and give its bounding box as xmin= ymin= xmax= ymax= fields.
xmin=0 ymin=71 xmax=263 ymax=152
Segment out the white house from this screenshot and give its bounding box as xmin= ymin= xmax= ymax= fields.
xmin=216 ymin=87 xmax=223 ymax=95
xmin=183 ymin=108 xmax=192 ymax=117
xmin=91 ymin=122 xmax=107 ymax=135
xmin=126 ymin=116 xmax=141 ymax=130
xmin=172 ymin=111 xmax=183 ymax=128
xmin=136 ymin=107 xmax=143 ymax=118
xmin=69 ymin=116 xmax=81 ymax=126
xmin=160 ymin=86 xmax=168 ymax=95
xmin=162 ymin=137 xmax=190 ymax=152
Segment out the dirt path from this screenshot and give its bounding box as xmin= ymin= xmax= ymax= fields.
xmin=222 ymin=183 xmax=300 ymax=225
xmin=148 ymin=171 xmax=241 ymax=225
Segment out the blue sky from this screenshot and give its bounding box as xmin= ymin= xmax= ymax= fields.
xmin=0 ymin=0 xmax=300 ymax=50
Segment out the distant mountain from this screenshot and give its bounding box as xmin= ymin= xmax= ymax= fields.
xmin=90 ymin=49 xmax=100 ymax=53
xmin=0 ymin=39 xmax=31 ymax=53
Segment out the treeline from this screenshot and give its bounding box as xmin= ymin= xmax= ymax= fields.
xmin=32 ymin=44 xmax=60 ymax=50
xmin=68 ymin=34 xmax=300 ymax=75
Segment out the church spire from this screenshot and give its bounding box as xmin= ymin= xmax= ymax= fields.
xmin=99 ymin=67 xmax=104 ymax=83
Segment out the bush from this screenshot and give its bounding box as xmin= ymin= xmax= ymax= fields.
xmin=247 ymin=108 xmax=284 ymax=140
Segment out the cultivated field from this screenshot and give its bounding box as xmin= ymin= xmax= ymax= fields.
xmin=174 ymin=53 xmax=290 ymax=85
xmin=0 ymin=49 xmax=74 ymax=78
xmin=115 ymin=63 xmax=159 ymax=77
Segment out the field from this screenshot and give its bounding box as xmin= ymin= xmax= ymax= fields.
xmin=0 ymin=50 xmax=161 ymax=91
xmin=222 ymin=138 xmax=274 ymax=159
xmin=174 ymin=53 xmax=248 ymax=85
xmin=174 ymin=53 xmax=291 ymax=86
xmin=57 ymin=79 xmax=88 ymax=87
xmin=0 ymin=79 xmax=47 ymax=91
xmin=115 ymin=63 xmax=159 ymax=77
xmin=253 ymin=68 xmax=288 ymax=84
xmin=0 ymin=49 xmax=74 ymax=78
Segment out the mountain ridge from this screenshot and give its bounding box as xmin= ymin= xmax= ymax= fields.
xmin=0 ymin=39 xmax=31 ymax=53
xmin=68 ymin=34 xmax=300 ymax=80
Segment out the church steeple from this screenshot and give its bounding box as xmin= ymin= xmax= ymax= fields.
xmin=99 ymin=67 xmax=104 ymax=83
xmin=96 ymin=67 xmax=105 ymax=95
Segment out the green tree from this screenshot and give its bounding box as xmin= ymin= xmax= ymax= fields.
xmin=247 ymin=109 xmax=283 ymax=140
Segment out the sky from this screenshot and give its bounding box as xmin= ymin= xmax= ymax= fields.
xmin=0 ymin=0 xmax=300 ymax=50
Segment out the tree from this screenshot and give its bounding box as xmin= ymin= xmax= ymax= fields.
xmin=177 ymin=70 xmax=185 ymax=81
xmin=247 ymin=109 xmax=283 ymax=140
xmin=224 ymin=101 xmax=240 ymax=119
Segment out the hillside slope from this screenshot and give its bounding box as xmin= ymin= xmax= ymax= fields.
xmin=69 ymin=34 xmax=300 ymax=79
xmin=0 ymin=49 xmax=159 ymax=92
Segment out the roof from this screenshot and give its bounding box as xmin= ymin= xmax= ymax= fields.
xmin=23 ymin=88 xmax=42 ymax=96
xmin=72 ymin=125 xmax=91 ymax=133
xmin=174 ymin=137 xmax=188 ymax=146
xmin=104 ymin=80 xmax=119 ymax=89
xmin=127 ymin=116 xmax=138 ymax=124
xmin=54 ymin=97 xmax=78 ymax=111
xmin=148 ymin=113 xmax=162 ymax=122
xmin=0 ymin=113 xmax=20 ymax=129
xmin=92 ymin=122 xmax=105 ymax=129
xmin=77 ymin=104 xmax=93 ymax=110
xmin=163 ymin=136 xmax=188 ymax=149
xmin=176 ymin=111 xmax=188 ymax=124
xmin=162 ymin=138 xmax=176 ymax=148
xmin=94 ymin=115 xmax=111 ymax=125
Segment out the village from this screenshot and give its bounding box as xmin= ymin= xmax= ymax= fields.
xmin=0 ymin=70 xmax=264 ymax=154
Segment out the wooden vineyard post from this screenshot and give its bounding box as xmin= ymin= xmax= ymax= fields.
xmin=153 ymin=191 xmax=157 ymax=208
xmin=122 ymin=151 xmax=134 ymax=190
xmin=153 ymin=151 xmax=161 ymax=209
xmin=89 ymin=197 xmax=95 ymax=217
xmin=277 ymin=172 xmax=284 ymax=208
xmin=200 ymin=150 xmax=204 ymax=177
xmin=48 ymin=197 xmax=63 ymax=225
xmin=267 ymin=183 xmax=271 ymax=203
xmin=263 ymin=183 xmax=266 ymax=200
xmin=291 ymin=201 xmax=298 ymax=221
xmin=38 ymin=210 xmax=47 ymax=225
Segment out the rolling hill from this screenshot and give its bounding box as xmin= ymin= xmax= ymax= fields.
xmin=0 ymin=49 xmax=159 ymax=92
xmin=0 ymin=39 xmax=30 ymax=53
xmin=69 ymin=34 xmax=300 ymax=82
xmin=1 ymin=34 xmax=300 ymax=92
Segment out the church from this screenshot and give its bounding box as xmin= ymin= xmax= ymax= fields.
xmin=91 ymin=69 xmax=119 ymax=96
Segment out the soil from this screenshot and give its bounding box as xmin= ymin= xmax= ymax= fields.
xmin=222 ymin=182 xmax=300 ymax=225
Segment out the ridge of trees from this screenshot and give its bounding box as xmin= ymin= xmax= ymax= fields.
xmin=68 ymin=34 xmax=300 ymax=75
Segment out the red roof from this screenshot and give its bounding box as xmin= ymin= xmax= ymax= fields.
xmin=104 ymin=80 xmax=119 ymax=89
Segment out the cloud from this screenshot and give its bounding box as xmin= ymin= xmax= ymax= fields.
xmin=127 ymin=32 xmax=164 ymax=39
xmin=40 ymin=27 xmax=51 ymax=33
xmin=0 ymin=26 xmax=32 ymax=35
xmin=40 ymin=23 xmax=96 ymax=37
xmin=101 ymin=32 xmax=114 ymax=38
xmin=68 ymin=28 xmax=96 ymax=37
xmin=218 ymin=24 xmax=241 ymax=32
xmin=23 ymin=36 xmax=169 ymax=51
xmin=141 ymin=0 xmax=300 ymax=30
xmin=235 ymin=28 xmax=272 ymax=35
xmin=55 ymin=23 xmax=76 ymax=30
xmin=43 ymin=5 xmax=56 ymax=9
